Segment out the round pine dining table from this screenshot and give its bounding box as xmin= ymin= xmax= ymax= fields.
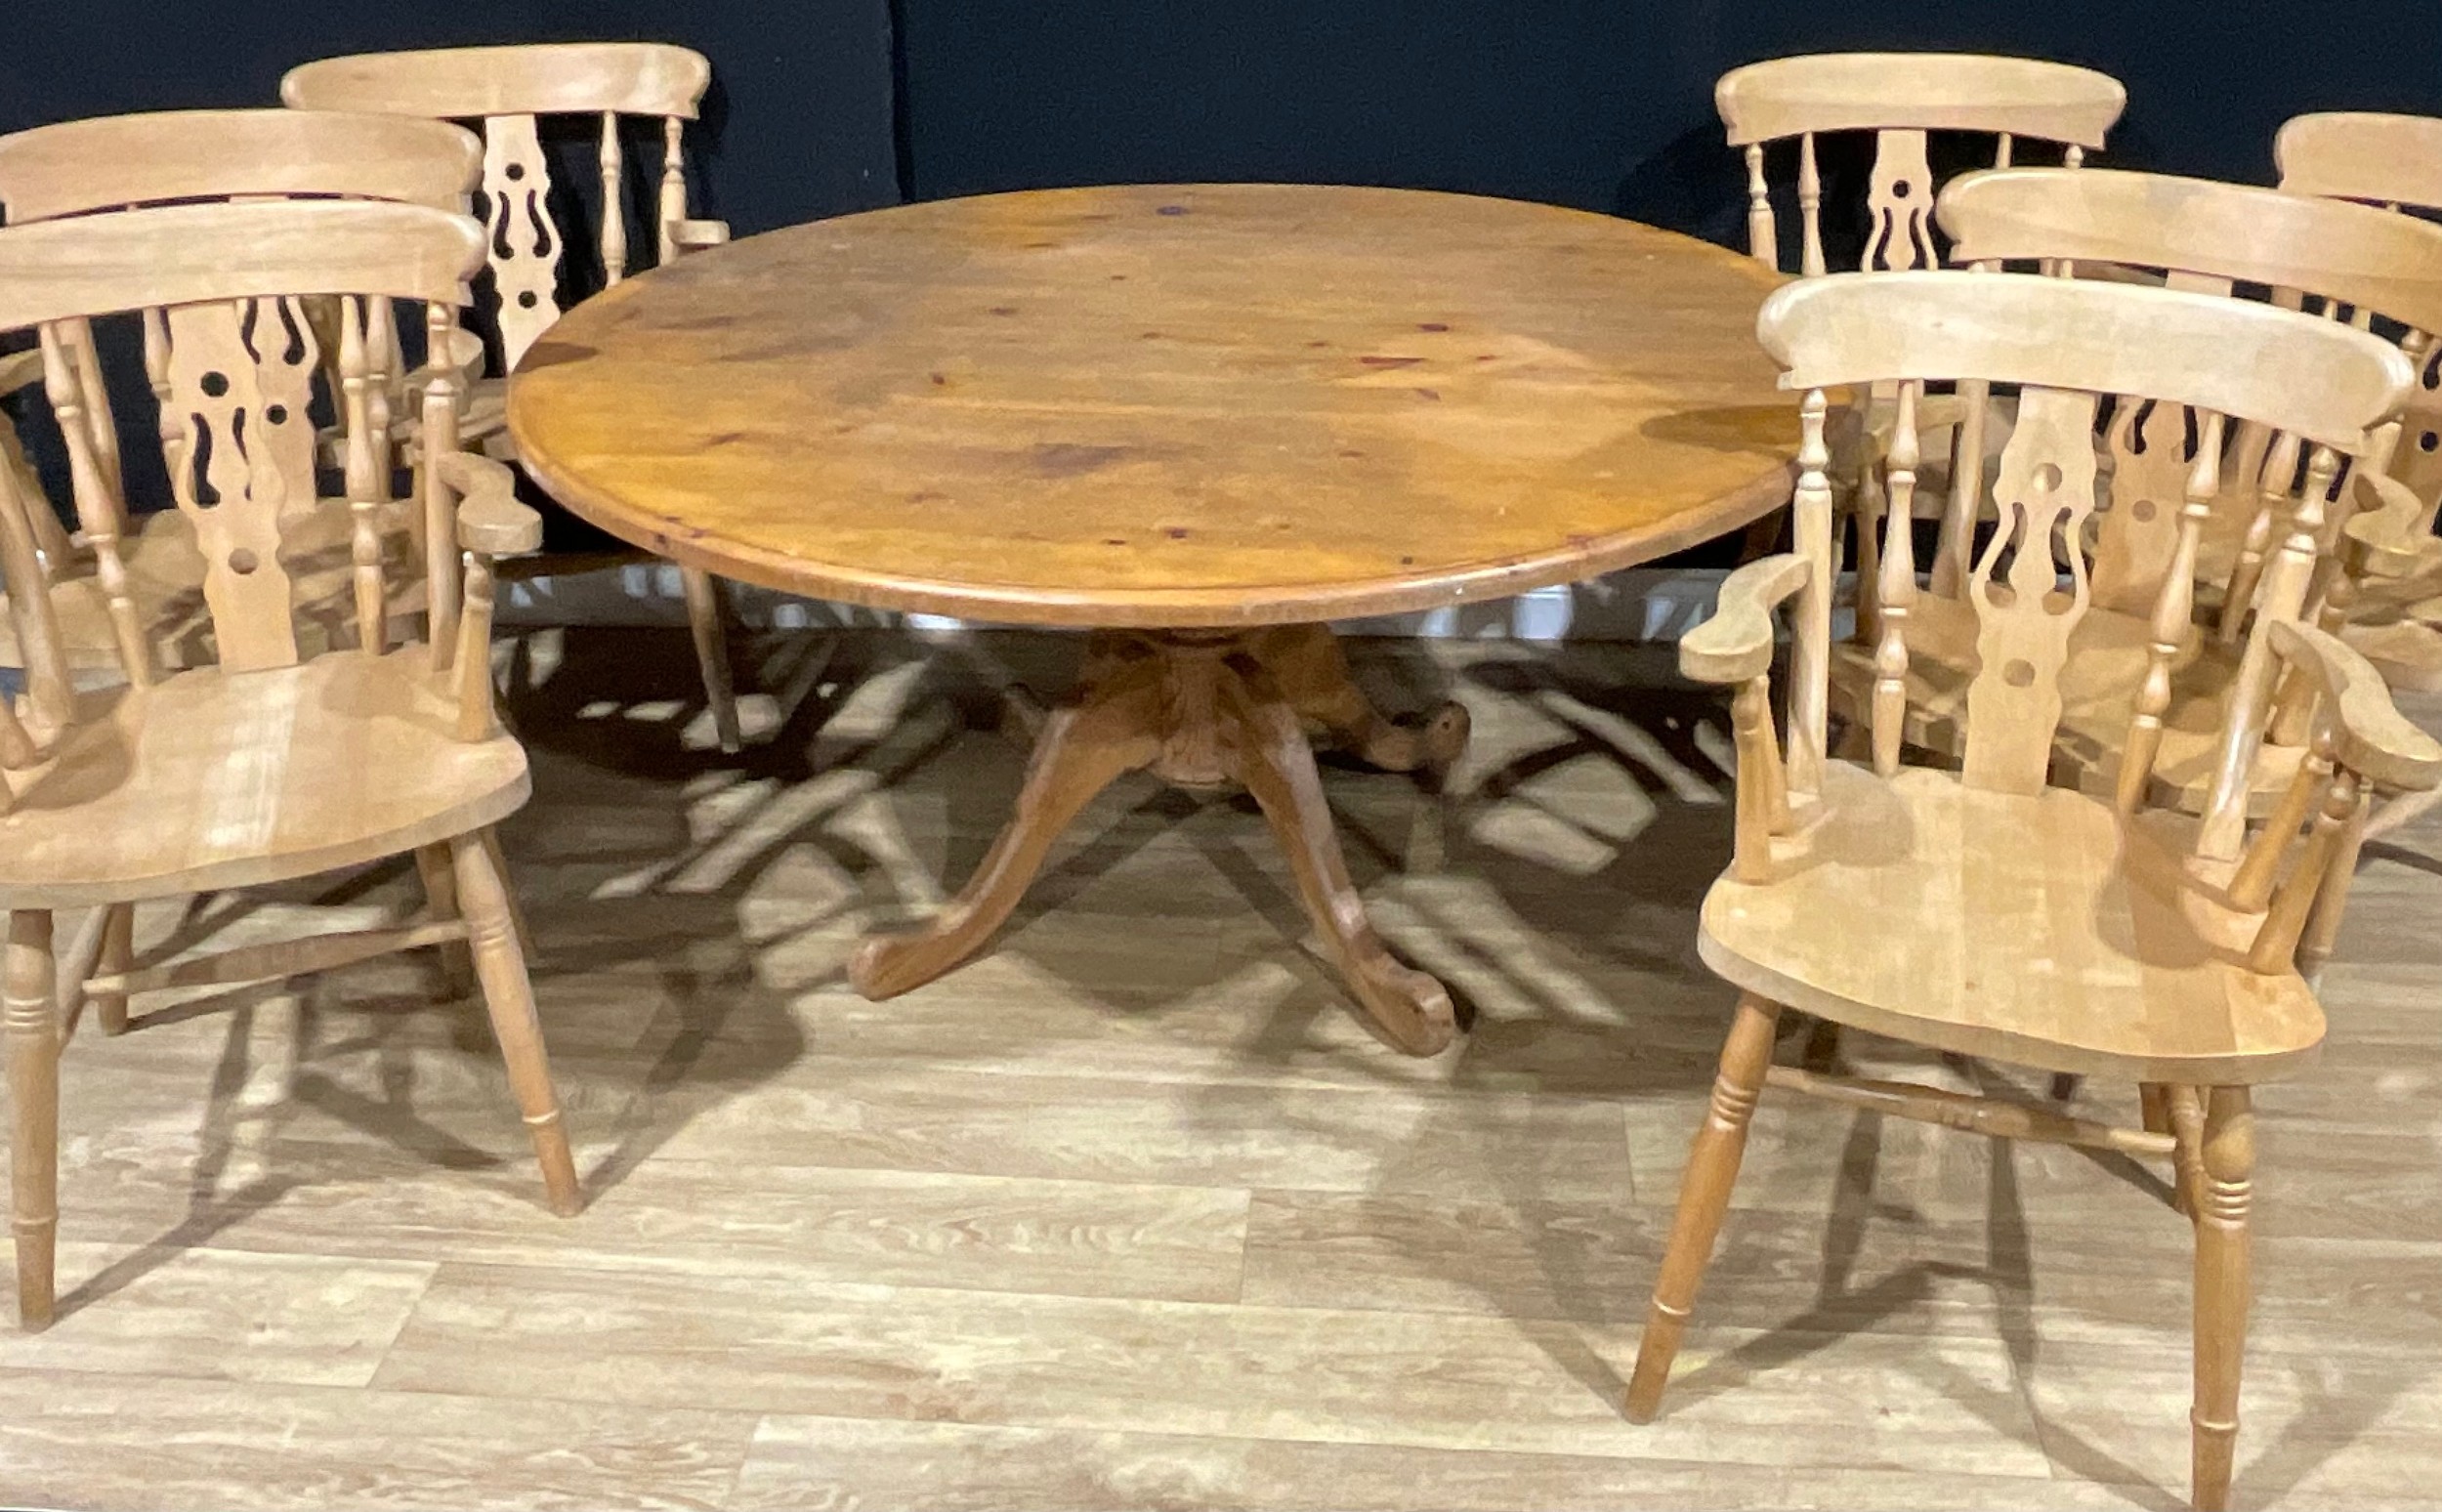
xmin=507 ymin=182 xmax=1799 ymax=1056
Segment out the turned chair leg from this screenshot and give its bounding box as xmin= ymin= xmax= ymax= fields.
xmin=413 ymin=844 xmax=477 ymax=999
xmin=89 ymin=903 xmax=134 ymax=1036
xmin=448 ymin=829 xmax=581 ymax=1217
xmin=2192 ymin=1086 xmax=2254 ymax=1512
xmin=6 ymin=910 xmax=59 ymax=1329
xmin=679 ymin=564 xmax=743 ymax=754
xmin=1625 ymin=990 xmax=1783 ymax=1421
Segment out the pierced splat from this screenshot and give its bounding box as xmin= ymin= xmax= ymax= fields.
xmin=163 ymin=299 xmax=304 ymax=671
xmin=482 ymin=113 xmax=562 ymax=370
xmin=1962 ymin=385 xmax=2100 ymax=794
xmin=1863 ymin=130 xmax=1938 ymax=271
xmin=2092 ymin=398 xmax=2193 ymax=614
xmin=243 ymin=297 xmax=322 ymax=532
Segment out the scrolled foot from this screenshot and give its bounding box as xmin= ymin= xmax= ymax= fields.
xmin=1222 ymin=654 xmax=1458 ymax=1057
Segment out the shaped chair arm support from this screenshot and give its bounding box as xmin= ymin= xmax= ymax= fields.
xmin=433 ymin=450 xmax=541 ymax=558
xmin=1682 ymin=553 xmax=1810 ymax=685
xmin=1685 ymin=553 xmax=1808 ymax=884
xmin=2267 ymin=619 xmax=2442 ymax=792
xmin=428 ymin=448 xmax=535 ymax=744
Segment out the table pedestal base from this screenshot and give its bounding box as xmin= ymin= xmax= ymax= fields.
xmin=849 ymin=625 xmax=1469 ymax=1055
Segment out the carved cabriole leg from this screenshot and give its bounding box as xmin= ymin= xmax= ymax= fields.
xmin=2192 ymin=1086 xmax=2255 ymax=1512
xmin=1247 ymin=624 xmax=1470 ymax=777
xmin=414 ymin=844 xmax=477 ymax=999
xmin=1218 ymin=652 xmax=1458 ymax=1056
xmin=6 ymin=909 xmax=58 ymax=1329
xmin=851 ymin=652 xmax=1166 ymax=1000
xmin=1241 ymin=624 xmax=1469 ymax=876
xmin=852 ymin=628 xmax=1458 ymax=1054
xmin=89 ymin=903 xmax=134 ymax=1037
xmin=448 ymin=830 xmax=580 ymax=1217
xmin=1625 ymin=991 xmax=1783 ymax=1423
xmin=678 ymin=566 xmax=743 ymax=753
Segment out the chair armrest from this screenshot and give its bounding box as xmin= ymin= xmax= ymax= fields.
xmin=432 ymin=451 xmax=541 ymax=556
xmin=1683 ymin=554 xmax=1809 ymax=685
xmin=0 ymin=350 xmax=44 ymax=399
xmin=2268 ymin=619 xmax=2442 ymax=791
xmin=668 ymin=218 xmax=732 ymax=254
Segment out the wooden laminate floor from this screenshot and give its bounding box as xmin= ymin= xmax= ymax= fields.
xmin=2 ymin=627 xmax=2438 ymax=1511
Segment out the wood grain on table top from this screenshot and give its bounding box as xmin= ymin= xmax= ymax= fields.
xmin=508 ymin=183 xmax=1799 ymax=627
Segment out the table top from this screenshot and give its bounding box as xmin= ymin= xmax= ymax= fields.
xmin=508 ymin=183 xmax=1800 ymax=629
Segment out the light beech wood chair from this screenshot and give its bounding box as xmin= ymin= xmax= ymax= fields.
xmin=0 ymin=111 xmax=498 ymax=1073
xmin=1834 ymin=167 xmax=2442 ymax=831
xmin=280 ymin=42 xmax=747 ymax=751
xmin=1717 ymin=52 xmax=2126 ymax=277
xmin=1624 ymin=271 xmax=2442 ymax=1512
xmin=2275 ymin=110 xmax=2442 ymax=833
xmin=1714 ymin=52 xmax=2125 ymax=554
xmin=0 ymin=198 xmax=582 ymax=1332
xmin=0 ymin=108 xmax=485 ymax=676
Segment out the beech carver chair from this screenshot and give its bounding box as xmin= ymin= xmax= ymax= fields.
xmin=1838 ymin=167 xmax=2442 ymax=832
xmin=280 ymin=42 xmax=747 ymax=751
xmin=0 ymin=108 xmax=484 ymax=676
xmin=1623 ymin=271 xmax=2441 ymax=1512
xmin=1714 ymin=52 xmax=2125 ymax=554
xmin=2275 ymin=110 xmax=2442 ymax=833
xmin=0 ymin=198 xmax=582 ymax=1332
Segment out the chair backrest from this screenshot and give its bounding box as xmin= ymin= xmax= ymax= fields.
xmin=0 ymin=199 xmax=482 ymax=706
xmin=2275 ymin=110 xmax=2442 ymax=516
xmin=2276 ymin=111 xmax=2442 ymax=213
xmin=1757 ymin=272 xmax=2411 ymax=859
xmin=281 ymin=43 xmax=713 ymax=371
xmin=0 ymin=108 xmax=485 ymax=611
xmin=1937 ymin=165 xmax=2442 ymax=615
xmin=1715 ymin=53 xmax=2125 ymax=275
xmin=0 ymin=108 xmax=479 ymax=223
